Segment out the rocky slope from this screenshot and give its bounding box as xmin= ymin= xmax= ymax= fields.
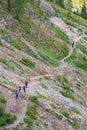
xmin=0 ymin=0 xmax=87 ymax=130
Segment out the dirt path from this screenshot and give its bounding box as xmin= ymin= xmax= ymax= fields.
xmin=50 ymin=16 xmax=87 ymax=62
xmin=1 ymin=72 xmax=63 ymax=129
xmin=1 ymin=85 xmax=27 ymax=130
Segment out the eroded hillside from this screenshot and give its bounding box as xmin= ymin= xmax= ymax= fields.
xmin=0 ymin=0 xmax=87 ymax=130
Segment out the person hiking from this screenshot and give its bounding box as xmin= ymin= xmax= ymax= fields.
xmin=72 ymin=41 xmax=74 ymax=48
xmin=15 ymin=90 xmax=19 ymax=98
xmin=19 ymin=86 xmax=21 ymax=91
xmin=23 ymin=86 xmax=26 ymax=92
xmin=25 ymin=81 xmax=28 ymax=88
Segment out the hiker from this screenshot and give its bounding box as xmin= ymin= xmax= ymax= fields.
xmin=23 ymin=86 xmax=26 ymax=92
xmin=25 ymin=81 xmax=28 ymax=88
xmin=19 ymin=86 xmax=21 ymax=91
xmin=72 ymin=41 xmax=74 ymax=48
xmin=15 ymin=90 xmax=19 ymax=98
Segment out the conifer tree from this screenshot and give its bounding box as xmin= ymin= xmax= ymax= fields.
xmin=57 ymin=0 xmax=64 ymax=8
xmin=80 ymin=0 xmax=87 ymax=19
xmin=7 ymin=0 xmax=27 ymax=20
xmin=7 ymin=0 xmax=11 ymax=11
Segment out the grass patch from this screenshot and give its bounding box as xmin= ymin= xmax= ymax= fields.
xmin=55 ymin=75 xmax=69 ymax=84
xmin=67 ymin=118 xmax=80 ymax=130
xmin=3 ymin=79 xmax=16 ymax=88
xmin=9 ymin=38 xmax=37 ymax=58
xmin=0 ymin=58 xmax=15 ymax=70
xmin=83 ymin=37 xmax=87 ymax=41
xmin=55 ymin=75 xmax=75 ymax=100
xmin=63 ymin=111 xmax=70 ymax=118
xmin=29 ymin=96 xmax=39 ymax=106
xmin=78 ymin=43 xmax=87 ymax=55
xmin=12 ymin=13 xmax=69 ymax=63
xmin=24 ymin=118 xmax=33 ymax=130
xmin=36 ymin=91 xmax=46 ymax=98
xmin=0 ymin=57 xmax=25 ymax=74
xmin=40 ymin=82 xmax=48 ymax=89
xmin=64 ymin=19 xmax=77 ymax=28
xmin=44 ymin=76 xmax=51 ymax=80
xmin=61 ymin=89 xmax=75 ymax=100
xmin=84 ymin=31 xmax=87 ymax=35
xmin=20 ymin=57 xmax=35 ymax=68
xmin=45 ymin=108 xmax=50 ymax=112
xmin=56 ymin=114 xmax=63 ymax=120
xmin=51 ymin=23 xmax=69 ymax=43
xmin=38 ymin=50 xmax=61 ymax=66
xmin=26 ymin=105 xmax=37 ymax=119
xmin=66 ymin=44 xmax=87 ymax=71
xmin=71 ymin=107 xmax=81 ymax=115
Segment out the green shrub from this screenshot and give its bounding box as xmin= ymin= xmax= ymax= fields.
xmin=45 ymin=108 xmax=50 ymax=112
xmin=85 ymin=31 xmax=87 ymax=35
xmin=5 ymin=113 xmax=17 ymax=124
xmin=20 ymin=57 xmax=35 ymax=68
xmin=29 ymin=96 xmax=39 ymax=106
xmin=41 ymin=82 xmax=48 ymax=89
xmin=56 ymin=114 xmax=63 ymax=120
xmin=24 ymin=118 xmax=33 ymax=129
xmin=61 ymin=90 xmax=75 ymax=100
xmin=0 ymin=97 xmax=6 ymax=103
xmin=68 ymin=118 xmax=80 ymax=130
xmin=0 ymin=105 xmax=5 ymax=117
xmin=62 ymin=85 xmax=70 ymax=90
xmin=71 ymin=107 xmax=81 ymax=115
xmin=64 ymin=19 xmax=77 ymax=28
xmin=36 ymin=91 xmax=46 ymax=98
xmin=26 ymin=105 xmax=37 ymax=119
xmin=63 ymin=111 xmax=70 ymax=118
xmin=0 ymin=106 xmax=17 ymax=127
xmin=0 ymin=58 xmax=15 ymax=70
xmin=0 ymin=118 xmax=7 ymax=126
xmin=55 ymin=75 xmax=69 ymax=84
xmin=65 ymin=41 xmax=87 ymax=72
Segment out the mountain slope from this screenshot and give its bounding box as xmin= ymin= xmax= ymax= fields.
xmin=0 ymin=0 xmax=87 ymax=130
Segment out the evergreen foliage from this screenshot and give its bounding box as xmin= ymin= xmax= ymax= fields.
xmin=7 ymin=0 xmax=27 ymax=20
xmin=80 ymin=1 xmax=87 ymax=19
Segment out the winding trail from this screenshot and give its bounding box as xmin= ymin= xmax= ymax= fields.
xmin=1 ymin=73 xmax=63 ymax=130
xmin=1 ymin=16 xmax=87 ymax=130
xmin=50 ymin=16 xmax=87 ymax=62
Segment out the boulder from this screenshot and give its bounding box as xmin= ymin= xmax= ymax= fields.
xmin=40 ymin=0 xmax=55 ymax=17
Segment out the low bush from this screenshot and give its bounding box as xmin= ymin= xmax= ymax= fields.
xmin=61 ymin=90 xmax=75 ymax=100
xmin=0 ymin=97 xmax=6 ymax=103
xmin=0 ymin=105 xmax=17 ymax=127
xmin=63 ymin=111 xmax=70 ymax=118
xmin=26 ymin=105 xmax=37 ymax=119
xmin=24 ymin=117 xmax=33 ymax=130
xmin=20 ymin=57 xmax=35 ymax=68
xmin=71 ymin=107 xmax=81 ymax=115
xmin=29 ymin=96 xmax=39 ymax=106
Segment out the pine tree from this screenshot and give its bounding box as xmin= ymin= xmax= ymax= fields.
xmin=57 ymin=0 xmax=64 ymax=8
xmin=80 ymin=0 xmax=87 ymax=19
xmin=7 ymin=0 xmax=11 ymax=11
xmin=7 ymin=0 xmax=27 ymax=20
